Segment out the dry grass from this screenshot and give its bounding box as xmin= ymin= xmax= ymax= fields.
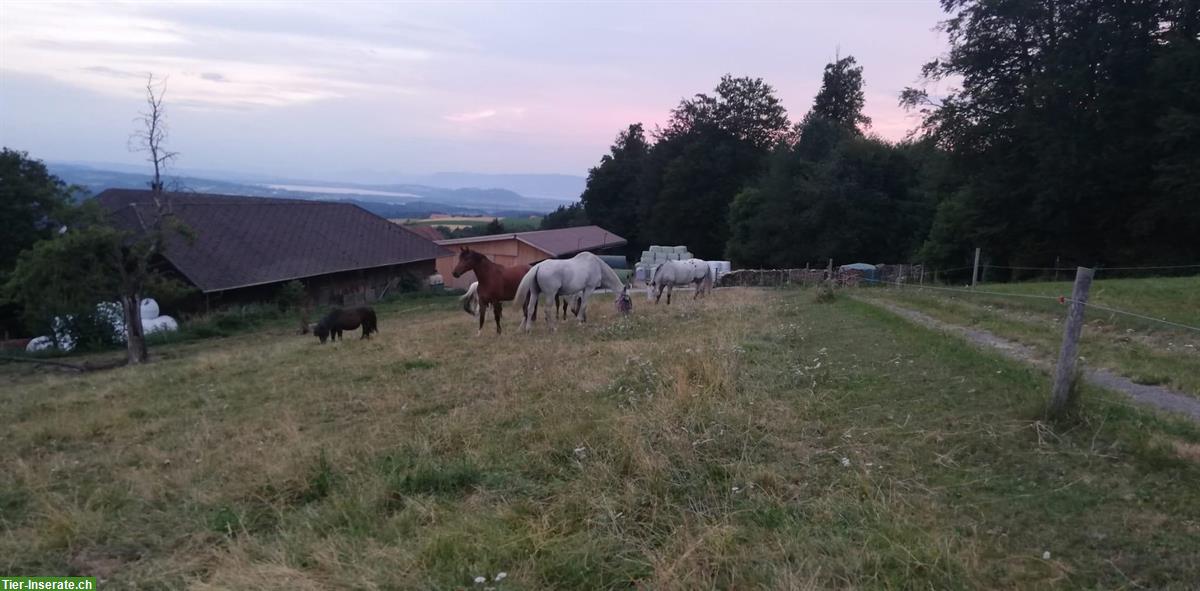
xmin=2 ymin=288 xmax=1200 ymax=588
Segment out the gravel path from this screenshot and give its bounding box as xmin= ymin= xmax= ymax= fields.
xmin=863 ymin=298 xmax=1200 ymax=421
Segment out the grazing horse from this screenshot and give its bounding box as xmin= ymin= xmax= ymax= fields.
xmin=514 ymin=251 xmax=626 ymax=332
xmin=314 ymin=307 xmax=377 ymax=343
xmin=648 ymin=258 xmax=713 ymax=304
xmin=452 ymin=247 xmax=530 ymax=336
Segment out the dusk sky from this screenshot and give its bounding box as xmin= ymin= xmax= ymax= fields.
xmin=0 ymin=1 xmax=952 ymax=181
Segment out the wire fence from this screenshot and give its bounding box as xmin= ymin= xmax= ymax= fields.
xmin=935 ymin=261 xmax=1200 ymax=284
xmin=857 ymin=276 xmax=1200 ymax=335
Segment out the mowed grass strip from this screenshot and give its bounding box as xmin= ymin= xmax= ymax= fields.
xmin=1 ymin=289 xmax=1199 ymax=588
xmin=859 ymin=278 xmax=1200 ymax=397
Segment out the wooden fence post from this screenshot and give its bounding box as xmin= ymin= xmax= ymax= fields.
xmin=1048 ymin=267 xmax=1094 ymax=419
xmin=971 ymin=248 xmax=981 ymax=287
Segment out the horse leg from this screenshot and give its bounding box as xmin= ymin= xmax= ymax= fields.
xmin=525 ymin=293 xmax=539 ymax=332
xmin=693 ymin=280 xmax=701 ymax=300
xmin=493 ymin=301 xmax=503 ymax=335
xmin=667 ymin=284 xmax=673 ymax=305
xmin=654 ymin=284 xmax=663 ymax=304
xmin=477 ymin=301 xmax=488 ymax=337
xmin=579 ymin=288 xmax=594 ymax=324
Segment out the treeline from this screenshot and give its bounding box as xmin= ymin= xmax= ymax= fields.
xmin=575 ymin=0 xmax=1199 ymax=274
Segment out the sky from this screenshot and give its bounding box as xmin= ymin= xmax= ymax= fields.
xmin=0 ymin=1 xmax=952 ymax=181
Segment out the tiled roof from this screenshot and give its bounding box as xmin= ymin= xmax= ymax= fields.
xmin=97 ymin=189 xmax=450 ymax=293
xmin=436 ymin=225 xmax=626 ymax=257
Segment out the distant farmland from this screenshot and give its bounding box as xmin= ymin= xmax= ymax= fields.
xmin=396 ymin=215 xmax=541 ymax=232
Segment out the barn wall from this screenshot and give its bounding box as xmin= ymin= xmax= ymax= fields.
xmin=206 ymin=259 xmax=437 ymax=310
xmin=436 ymin=238 xmax=551 ymax=289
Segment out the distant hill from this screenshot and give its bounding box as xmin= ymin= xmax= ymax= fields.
xmin=48 ymin=163 xmax=570 ymax=216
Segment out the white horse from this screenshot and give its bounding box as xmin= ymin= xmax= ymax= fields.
xmin=460 ymin=281 xmax=480 ymax=316
xmin=514 ymin=251 xmax=625 ymax=332
xmin=648 ymin=258 xmax=713 ymax=304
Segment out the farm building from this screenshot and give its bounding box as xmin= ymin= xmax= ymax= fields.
xmin=402 ymin=225 xmax=446 ymax=241
xmin=434 ymin=225 xmax=627 ymax=289
xmin=97 ymin=189 xmax=450 ymax=308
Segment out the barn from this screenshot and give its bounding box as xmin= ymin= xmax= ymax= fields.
xmin=434 ymin=226 xmax=627 ymax=289
xmin=97 ymin=189 xmax=451 ymax=308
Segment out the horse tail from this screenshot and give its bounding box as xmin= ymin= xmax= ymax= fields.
xmin=365 ymin=308 xmax=378 ymax=335
xmin=514 ymin=264 xmax=540 ymax=318
xmin=701 ymin=263 xmax=714 ymax=294
xmin=460 ymin=282 xmax=479 ymax=316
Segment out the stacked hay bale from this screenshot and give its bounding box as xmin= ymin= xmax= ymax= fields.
xmin=635 ymin=245 xmax=694 ymax=283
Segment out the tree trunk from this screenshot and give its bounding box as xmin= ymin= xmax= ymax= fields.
xmin=123 ymin=294 xmax=149 ymax=364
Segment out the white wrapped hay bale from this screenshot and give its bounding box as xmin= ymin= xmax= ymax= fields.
xmin=140 ymin=298 xmax=160 ymax=320
xmin=25 ymin=336 xmax=55 ymax=352
xmin=144 ymin=315 xmax=179 ymax=335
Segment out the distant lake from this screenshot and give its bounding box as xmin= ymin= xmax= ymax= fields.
xmin=266 ymin=184 xmax=422 ymax=199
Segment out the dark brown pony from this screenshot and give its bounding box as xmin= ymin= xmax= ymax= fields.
xmin=314 ymin=307 xmax=378 ymax=343
xmin=452 ymin=247 xmax=530 ymax=335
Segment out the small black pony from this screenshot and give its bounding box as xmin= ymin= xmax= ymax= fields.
xmin=314 ymin=307 xmax=378 ymax=343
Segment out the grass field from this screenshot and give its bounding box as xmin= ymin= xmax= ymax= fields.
xmin=859 ymin=276 xmax=1200 ymax=397
xmin=3 ymin=288 xmax=1200 ymax=588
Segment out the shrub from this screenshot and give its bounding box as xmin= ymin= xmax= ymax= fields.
xmin=274 ymin=280 xmax=307 ymax=311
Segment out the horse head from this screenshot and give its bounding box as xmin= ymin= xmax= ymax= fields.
xmin=314 ymin=322 xmax=330 ymax=344
xmin=452 ymin=247 xmax=480 ymax=278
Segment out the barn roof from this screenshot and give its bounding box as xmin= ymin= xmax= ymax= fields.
xmin=96 ymin=189 xmax=451 ymax=293
xmin=402 ymin=225 xmax=446 ymax=241
xmin=436 ymin=225 xmax=626 ymax=257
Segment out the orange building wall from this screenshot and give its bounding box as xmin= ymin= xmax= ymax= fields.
xmin=435 ymin=238 xmax=551 ymax=289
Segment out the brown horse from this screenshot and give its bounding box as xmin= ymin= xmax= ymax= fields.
xmin=451 ymin=247 xmax=530 ymax=335
xmin=314 ymin=307 xmax=378 ymax=343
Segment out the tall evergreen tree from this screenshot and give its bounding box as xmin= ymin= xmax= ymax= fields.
xmin=811 ymin=55 xmax=872 ymax=132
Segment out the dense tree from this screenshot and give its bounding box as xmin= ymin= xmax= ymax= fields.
xmin=811 ymin=55 xmax=871 ymax=132
xmin=727 ymin=55 xmax=927 ymax=268
xmin=662 ymin=75 xmax=790 ymax=150
xmin=482 ymin=218 xmax=506 ymax=235
xmin=643 ymin=125 xmax=766 ymax=259
xmin=0 ymin=149 xmax=77 ymax=272
xmin=728 ymin=134 xmax=928 ymax=267
xmin=639 ymin=75 xmax=790 ymax=259
xmin=541 ymin=202 xmax=589 ymax=230
xmin=0 ymin=149 xmax=78 ymax=336
xmin=579 ymin=124 xmax=649 ymax=252
xmin=902 ymin=0 xmax=1200 ymax=270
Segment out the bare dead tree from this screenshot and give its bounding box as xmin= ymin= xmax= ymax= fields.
xmin=117 ymin=73 xmax=185 ymax=364
xmin=130 ymin=74 xmax=179 ymax=194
